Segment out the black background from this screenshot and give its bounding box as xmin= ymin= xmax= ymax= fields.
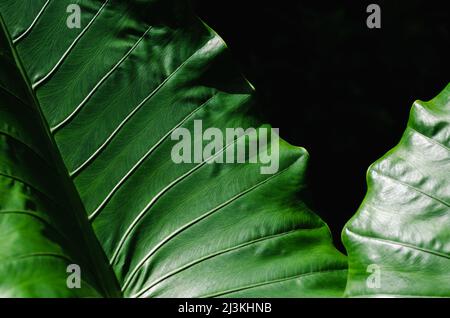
xmin=192 ymin=0 xmax=450 ymax=251
xmin=3 ymin=298 xmax=447 ymax=315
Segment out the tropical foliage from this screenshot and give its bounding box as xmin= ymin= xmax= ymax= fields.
xmin=0 ymin=0 xmax=448 ymax=297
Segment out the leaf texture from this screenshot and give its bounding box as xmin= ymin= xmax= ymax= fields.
xmin=343 ymin=84 xmax=450 ymax=297
xmin=0 ymin=0 xmax=347 ymax=297
xmin=0 ymin=16 xmax=120 ymax=297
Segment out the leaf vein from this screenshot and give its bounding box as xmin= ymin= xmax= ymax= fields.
xmin=12 ymin=0 xmax=51 ymax=44
xmin=200 ymin=268 xmax=348 ymax=298
xmin=371 ymin=169 xmax=450 ymax=208
xmin=51 ymin=24 xmax=154 ymax=133
xmin=69 ymin=36 xmax=218 ymax=177
xmin=345 ymin=228 xmax=450 ymax=259
xmin=32 ymin=0 xmax=109 ymax=89
xmin=121 ymin=157 xmax=303 ymax=291
xmin=132 ymin=225 xmax=325 ymax=297
xmin=88 ymin=94 xmax=217 ymax=221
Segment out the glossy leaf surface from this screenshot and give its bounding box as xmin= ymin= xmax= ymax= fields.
xmin=0 ymin=0 xmax=347 ymax=297
xmin=343 ymin=85 xmax=450 ymax=297
xmin=0 ymin=16 xmax=120 ymax=297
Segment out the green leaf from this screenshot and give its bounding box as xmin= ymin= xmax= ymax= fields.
xmin=0 ymin=0 xmax=346 ymax=297
xmin=343 ymin=84 xmax=450 ymax=297
xmin=0 ymin=15 xmax=120 ymax=298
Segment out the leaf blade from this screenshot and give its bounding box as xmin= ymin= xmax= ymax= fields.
xmin=0 ymin=14 xmax=121 ymax=297
xmin=343 ymin=84 xmax=450 ymax=297
xmin=1 ymin=0 xmax=347 ymax=297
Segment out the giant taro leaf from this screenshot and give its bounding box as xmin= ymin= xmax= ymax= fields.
xmin=0 ymin=0 xmax=347 ymax=297
xmin=0 ymin=15 xmax=120 ymax=297
xmin=343 ymin=84 xmax=450 ymax=297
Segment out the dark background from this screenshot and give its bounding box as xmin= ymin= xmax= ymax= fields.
xmin=192 ymin=0 xmax=450 ymax=251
